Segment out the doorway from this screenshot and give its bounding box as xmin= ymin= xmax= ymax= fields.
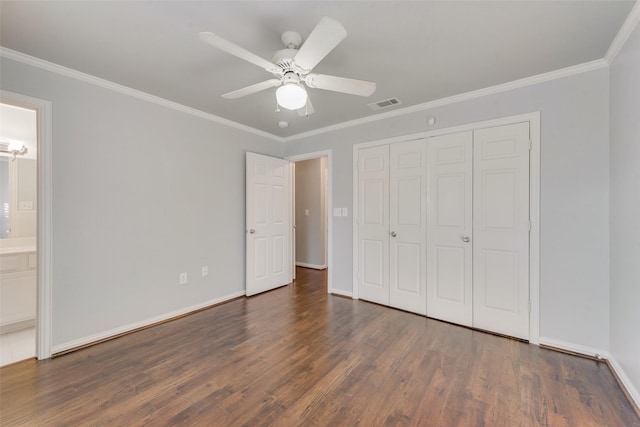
xmin=0 ymin=90 xmax=53 ymax=361
xmin=286 ymin=151 xmax=332 ymax=293
xmin=0 ymin=102 xmax=38 ymax=365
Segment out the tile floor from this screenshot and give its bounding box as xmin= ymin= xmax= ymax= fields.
xmin=0 ymin=327 xmax=35 ymax=367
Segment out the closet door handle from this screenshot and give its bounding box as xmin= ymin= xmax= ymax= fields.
xmin=390 ymin=231 xmax=397 ymax=237
xmin=249 ymin=229 xmax=255 ymax=234
xmin=461 ymin=235 xmax=470 ymax=243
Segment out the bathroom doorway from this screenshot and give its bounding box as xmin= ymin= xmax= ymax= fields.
xmin=0 ymin=102 xmax=38 ymax=366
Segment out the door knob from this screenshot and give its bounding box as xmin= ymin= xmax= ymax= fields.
xmin=391 ymin=231 xmax=397 ymax=237
xmin=461 ymin=235 xmax=470 ymax=242
xmin=249 ymin=229 xmax=255 ymax=234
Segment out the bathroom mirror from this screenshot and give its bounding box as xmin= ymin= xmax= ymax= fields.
xmin=0 ymin=156 xmax=37 ymax=238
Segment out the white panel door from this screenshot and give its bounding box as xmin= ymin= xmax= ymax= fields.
xmin=426 ymin=131 xmax=473 ymax=326
xmin=358 ymin=145 xmax=390 ymax=305
xmin=473 ymin=122 xmax=530 ymax=340
xmin=246 ymin=152 xmax=291 ymax=297
xmin=389 ymin=140 xmax=427 ymax=315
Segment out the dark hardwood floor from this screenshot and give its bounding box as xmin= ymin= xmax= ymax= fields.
xmin=1 ymin=267 xmax=638 ymax=426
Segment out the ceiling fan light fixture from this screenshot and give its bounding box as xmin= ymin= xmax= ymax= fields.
xmin=276 ymin=83 xmax=307 ymax=110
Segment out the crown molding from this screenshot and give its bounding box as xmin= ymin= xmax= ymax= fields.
xmin=0 ymin=47 xmax=284 ymax=143
xmin=282 ymin=58 xmax=608 ymax=143
xmin=605 ymin=0 xmax=640 ymax=64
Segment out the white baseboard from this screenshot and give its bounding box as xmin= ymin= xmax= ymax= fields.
xmin=330 ymin=288 xmax=353 ymax=298
xmin=296 ymin=262 xmax=326 ymax=270
xmin=538 ymin=337 xmax=640 ymax=411
xmin=52 ymin=291 xmax=245 ymax=354
xmin=538 ymin=336 xmax=608 ymax=359
xmin=607 ymin=355 xmax=640 ymax=411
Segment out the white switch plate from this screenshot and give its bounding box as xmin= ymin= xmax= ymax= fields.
xmin=334 ymin=208 xmax=342 ymax=217
xmin=305 ymin=209 xmax=309 ymax=216
xmin=342 ymin=208 xmax=348 ymax=217
xmin=202 ymin=266 xmax=208 ymax=277
xmin=179 ymin=272 xmax=188 ymax=285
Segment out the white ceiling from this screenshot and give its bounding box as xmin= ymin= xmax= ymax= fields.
xmin=0 ymin=1 xmax=635 ymax=139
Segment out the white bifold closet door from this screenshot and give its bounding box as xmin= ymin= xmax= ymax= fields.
xmin=426 ymin=122 xmax=530 ymax=340
xmin=389 ymin=140 xmax=427 ymax=314
xmin=358 ymin=145 xmax=390 ymax=305
xmin=358 ymin=140 xmax=427 ymax=315
xmin=472 ymin=122 xmax=530 ymax=340
xmin=426 ymin=131 xmax=473 ymax=326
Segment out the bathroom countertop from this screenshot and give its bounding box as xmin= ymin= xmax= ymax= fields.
xmin=0 ymin=238 xmax=37 ymax=255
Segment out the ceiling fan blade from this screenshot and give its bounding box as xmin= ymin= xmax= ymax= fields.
xmin=294 ymin=17 xmax=347 ymax=72
xmin=297 ymin=97 xmax=314 ymax=117
xmin=222 ymin=79 xmax=281 ymax=99
xmin=199 ymin=32 xmax=281 ymax=74
xmin=305 ymin=73 xmax=376 ymax=97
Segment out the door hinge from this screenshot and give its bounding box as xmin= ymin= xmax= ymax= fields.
xmin=528 ymin=220 xmax=532 ymax=231
xmin=528 ymin=301 xmax=531 ymax=313
xmin=528 ymin=140 xmax=532 ymax=151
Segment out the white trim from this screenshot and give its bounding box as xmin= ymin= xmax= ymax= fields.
xmin=352 ymin=112 xmax=541 ymax=344
xmin=528 ymin=112 xmax=541 ymax=345
xmin=285 ymin=150 xmax=333 ymax=295
xmin=283 ymin=60 xmax=606 ymax=143
xmin=608 ymin=355 xmax=640 ymax=410
xmin=330 ymin=289 xmax=353 ymax=299
xmin=0 ymin=47 xmax=282 ymax=143
xmin=295 ymin=262 xmax=327 ymax=270
xmin=0 ymin=90 xmax=53 ymax=360
xmin=290 ymin=162 xmax=296 ymax=281
xmin=538 ymin=337 xmax=608 ymax=359
xmin=51 ymin=291 xmax=245 ymax=354
xmin=605 ymin=1 xmax=640 ymax=64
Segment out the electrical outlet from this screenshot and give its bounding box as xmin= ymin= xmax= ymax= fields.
xmin=202 ymin=266 xmax=208 ymax=277
xmin=179 ymin=272 xmax=188 ymax=285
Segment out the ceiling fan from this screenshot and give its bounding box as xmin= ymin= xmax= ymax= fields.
xmin=199 ymin=17 xmax=376 ymax=116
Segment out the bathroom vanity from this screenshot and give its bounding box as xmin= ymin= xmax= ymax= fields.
xmin=0 ymin=237 xmax=36 ymax=333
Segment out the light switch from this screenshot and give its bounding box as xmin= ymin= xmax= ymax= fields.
xmin=334 ymin=208 xmax=342 ymax=217
xmin=305 ymin=209 xmax=309 ymax=216
xmin=342 ymin=208 xmax=348 ymax=217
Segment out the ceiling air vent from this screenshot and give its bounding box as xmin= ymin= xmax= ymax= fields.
xmin=367 ymin=97 xmax=402 ymax=111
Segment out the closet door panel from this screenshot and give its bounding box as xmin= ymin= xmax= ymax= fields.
xmin=426 ymin=131 xmax=473 ymax=326
xmin=473 ymin=122 xmax=530 ymax=340
xmin=358 ymin=145 xmax=390 ymax=305
xmin=389 ymin=140 xmax=427 ymax=315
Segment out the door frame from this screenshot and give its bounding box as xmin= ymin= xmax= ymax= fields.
xmin=352 ymin=112 xmax=540 ymax=344
xmin=1 ymin=90 xmax=53 ymax=359
xmin=285 ymin=150 xmax=333 ymax=294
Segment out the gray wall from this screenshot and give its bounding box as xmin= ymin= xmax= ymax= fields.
xmin=610 ymin=23 xmax=640 ymax=400
xmin=295 ymin=158 xmax=325 ymax=267
xmin=0 ymin=57 xmax=282 ymax=348
xmin=285 ymin=68 xmax=611 ymax=351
